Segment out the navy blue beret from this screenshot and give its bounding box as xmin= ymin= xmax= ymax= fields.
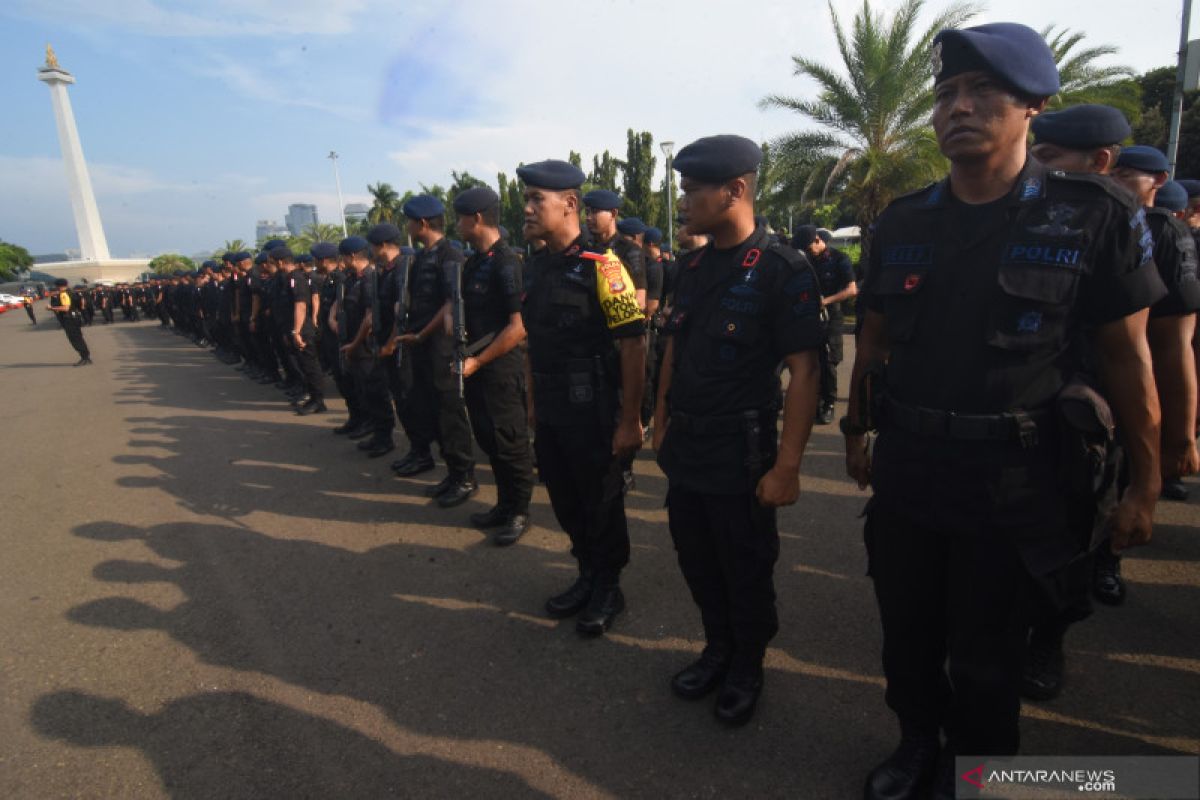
xmin=792 ymin=225 xmax=818 ymax=249
xmin=817 ymin=229 xmax=833 ymax=244
xmin=55 ymin=278 xmax=69 ymax=286
xmin=583 ymin=189 xmax=623 ymax=210
xmin=220 ymin=252 xmax=235 ymax=262
xmin=254 ymin=252 xmax=269 ymax=265
xmin=933 ymin=23 xmax=1059 ymax=98
xmin=1116 ymin=145 xmax=1170 ymax=174
xmin=617 ymin=218 xmax=647 ymax=236
xmin=296 ymin=253 xmax=314 ymax=264
xmin=1155 ymin=181 xmax=1189 ymax=212
xmin=1177 ymin=179 xmax=1200 ymax=198
xmin=515 ymin=159 xmax=586 ymax=190
xmin=644 ymin=227 xmax=663 ymax=245
xmin=402 ymin=194 xmax=445 ymax=220
xmin=453 ymin=186 xmax=500 ymax=215
xmin=1032 ymin=104 xmax=1131 ymax=149
xmin=310 ymin=242 xmax=338 ymax=260
xmin=367 ymin=223 xmax=403 ymax=244
xmin=231 ymin=251 xmax=251 ymax=262
xmin=262 ymin=238 xmax=286 ymax=251
xmin=271 ymin=246 xmax=294 ymax=261
xmin=338 ymin=236 xmax=369 ymax=255
xmin=201 ymin=260 xmax=218 ymax=270
xmin=673 ymin=134 xmax=763 ymax=182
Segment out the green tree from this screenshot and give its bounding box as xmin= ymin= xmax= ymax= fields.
xmin=220 ymin=239 xmax=246 ymax=255
xmin=621 ymin=129 xmax=660 ymax=228
xmin=1043 ymin=25 xmax=1139 ymax=119
xmin=367 ymin=182 xmax=400 ymax=225
xmin=589 ymin=151 xmax=621 ymax=191
xmin=760 ymin=0 xmax=978 ymax=244
xmin=148 ymin=253 xmax=196 ymax=275
xmin=497 ymin=171 xmax=525 ymax=245
xmin=568 ymin=151 xmax=583 ymax=170
xmin=0 ymin=239 xmax=34 ymax=281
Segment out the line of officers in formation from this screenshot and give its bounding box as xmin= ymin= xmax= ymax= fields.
xmin=47 ymin=21 xmax=1200 ymax=799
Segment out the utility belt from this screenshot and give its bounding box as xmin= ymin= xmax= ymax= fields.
xmin=533 ymin=356 xmax=615 ymax=411
xmin=883 ymin=397 xmax=1047 ymax=449
xmin=670 ymin=407 xmax=776 ymax=478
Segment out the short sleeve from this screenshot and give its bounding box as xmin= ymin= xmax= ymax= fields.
xmin=496 ymin=253 xmax=523 ymax=314
xmin=1078 ymin=204 xmax=1167 ymax=326
xmin=1149 ymin=217 xmax=1200 ymax=318
xmin=646 ymin=260 xmax=664 ymax=302
xmin=770 ymin=256 xmax=824 ymax=357
xmin=862 ymin=233 xmax=886 ymax=314
xmin=591 ymin=251 xmax=646 ymax=338
xmin=621 ymin=245 xmax=647 ymax=290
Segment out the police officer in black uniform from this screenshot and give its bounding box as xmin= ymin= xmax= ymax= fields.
xmin=846 ymin=24 xmax=1166 ymax=799
xmin=583 ymin=192 xmax=648 ymax=311
xmin=250 ymin=250 xmax=283 ymax=385
xmin=520 ymin=159 xmax=646 ymax=635
xmin=393 ymin=196 xmax=477 ymax=506
xmin=365 ymin=223 xmax=415 ymax=464
xmin=47 ymin=278 xmax=92 ymax=365
xmin=339 ymin=236 xmax=396 ymax=457
xmin=453 ymin=185 xmax=536 ymax=545
xmin=641 ymin=227 xmax=666 ymax=427
xmin=274 ymin=247 xmax=326 ymax=415
xmin=653 ymin=134 xmax=823 ymax=727
xmin=793 ymin=225 xmax=857 ymax=425
xmin=328 ymin=238 xmax=370 ymax=437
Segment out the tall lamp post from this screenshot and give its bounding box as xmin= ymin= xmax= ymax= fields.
xmin=328 ymin=150 xmax=348 ymax=237
xmin=1167 ymin=0 xmax=1195 ymax=177
xmin=660 ymin=141 xmax=675 ymax=247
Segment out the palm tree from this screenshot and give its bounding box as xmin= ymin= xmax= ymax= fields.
xmin=220 ymin=239 xmax=246 ymax=254
xmin=306 ymin=223 xmax=344 ymax=244
xmin=759 ymin=0 xmax=979 ymax=240
xmin=367 ymin=182 xmax=400 ymax=225
xmin=1043 ymin=25 xmax=1139 ymax=119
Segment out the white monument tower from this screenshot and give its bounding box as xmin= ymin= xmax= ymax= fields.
xmin=36 ymin=45 xmax=148 ymax=283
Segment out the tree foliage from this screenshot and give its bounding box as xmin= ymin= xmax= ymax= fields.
xmin=0 ymin=239 xmax=34 ymax=281
xmin=367 ymin=182 xmax=400 ymax=225
xmin=148 ymin=253 xmax=196 ymax=275
xmin=589 ymin=151 xmax=621 ymax=191
xmin=497 ymin=171 xmax=526 ymax=245
xmin=1043 ymin=25 xmax=1139 ymax=119
xmin=622 ymin=129 xmax=661 ymax=230
xmin=759 ymin=0 xmax=978 ymax=239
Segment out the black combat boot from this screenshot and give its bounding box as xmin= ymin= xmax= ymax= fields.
xmin=863 ymin=726 xmax=941 ymax=800
xmin=545 ymin=569 xmax=595 ymax=619
xmin=576 ymin=578 xmax=624 ymax=636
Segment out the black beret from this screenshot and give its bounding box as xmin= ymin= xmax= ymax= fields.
xmin=933 ymin=23 xmax=1059 ymax=98
xmin=310 ymin=242 xmax=338 ymax=260
xmin=791 ymin=225 xmax=818 ymax=249
xmin=515 ymin=159 xmax=586 ymax=190
xmin=1155 ymin=181 xmax=1188 ymax=212
xmin=367 ymin=223 xmax=403 ymax=244
xmin=816 ymin=229 xmax=833 ymax=244
xmin=1115 ymin=145 xmax=1170 ymax=174
xmin=453 ymin=185 xmax=500 ymax=215
xmin=228 ymin=251 xmax=249 ymax=262
xmin=401 ymin=194 xmax=445 ymax=220
xmin=254 ymin=252 xmax=269 ymax=265
xmin=220 ymin=252 xmax=235 ymax=262
xmin=617 ymin=218 xmax=647 ymax=236
xmin=272 ymin=246 xmax=294 ymax=261
xmin=644 ymin=227 xmax=663 ymax=245
xmin=262 ymin=238 xmax=286 ymax=251
xmin=1031 ymin=104 xmax=1131 ymax=149
xmin=673 ymin=134 xmax=763 ymax=182
xmin=583 ymin=189 xmax=623 ymax=210
xmin=54 ymin=278 xmax=68 ymax=287
xmin=296 ymin=253 xmax=314 ymax=264
xmin=1177 ymin=179 xmax=1200 ymax=198
xmin=338 ymin=236 xmax=369 ymax=255
xmin=201 ymin=260 xmax=218 ymax=270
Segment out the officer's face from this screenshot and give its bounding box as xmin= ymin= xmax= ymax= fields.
xmin=1111 ymin=168 xmax=1167 ymax=206
xmin=1029 ymin=143 xmax=1099 ymax=174
xmin=456 ymin=213 xmax=479 ymax=244
xmin=932 ymin=71 xmax=1041 ymax=162
xmin=585 ymin=207 xmax=615 ymax=237
xmin=678 ymin=177 xmax=728 ymax=235
xmin=523 ymin=187 xmax=576 ymax=239
xmin=807 ymin=237 xmax=826 ymax=257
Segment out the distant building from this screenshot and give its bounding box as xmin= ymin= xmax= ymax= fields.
xmin=256 ymin=220 xmax=289 ymax=243
xmin=345 ymin=203 xmax=370 ymax=223
xmin=33 ymin=253 xmax=70 ymax=264
xmin=285 ymin=204 xmax=319 ymax=236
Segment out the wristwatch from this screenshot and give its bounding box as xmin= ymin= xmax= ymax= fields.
xmin=839 ymin=416 xmax=869 ymax=436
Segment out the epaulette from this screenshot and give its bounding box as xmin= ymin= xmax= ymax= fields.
xmin=890 ymin=180 xmax=943 ymax=207
xmin=1045 ymin=170 xmax=1140 ymax=211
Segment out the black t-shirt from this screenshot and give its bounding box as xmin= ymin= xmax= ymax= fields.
xmin=287 ymin=269 xmax=316 ymax=327
xmin=375 ymin=257 xmax=406 ymax=346
xmin=813 ymin=247 xmax=855 ymax=305
xmin=593 ymin=233 xmax=646 ymax=290
xmin=523 ymin=234 xmax=645 ymax=375
xmin=1145 ymin=208 xmax=1200 ymax=318
xmin=462 ymin=239 xmax=523 ymax=344
xmin=645 ymin=256 xmax=664 ymax=305
xmin=662 ymin=226 xmax=823 ymax=418
xmin=408 ymin=239 xmax=464 ymax=332
xmin=864 ymin=162 xmax=1166 ymax=414
xmin=343 ymin=268 xmax=373 ymax=354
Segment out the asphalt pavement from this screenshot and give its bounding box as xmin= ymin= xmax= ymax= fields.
xmin=1 ymin=308 xmax=1196 ymax=799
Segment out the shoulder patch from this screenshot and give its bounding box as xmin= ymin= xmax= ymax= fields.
xmin=584 ymin=249 xmax=644 ymax=329
xmin=1046 ymin=170 xmax=1141 ymax=211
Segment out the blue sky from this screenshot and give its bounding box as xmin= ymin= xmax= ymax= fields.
xmin=0 ymin=0 xmax=1193 ymax=257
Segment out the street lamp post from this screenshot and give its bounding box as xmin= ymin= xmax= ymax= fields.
xmin=328 ymin=150 xmax=348 ymax=237
xmin=660 ymin=141 xmax=675 ymax=247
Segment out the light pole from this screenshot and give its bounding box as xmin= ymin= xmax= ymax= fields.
xmin=1167 ymin=0 xmax=1195 ymax=177
xmin=328 ymin=150 xmax=348 ymax=236
xmin=660 ymin=141 xmax=675 ymax=247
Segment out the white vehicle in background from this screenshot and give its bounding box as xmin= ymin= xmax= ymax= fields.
xmin=0 ymin=293 xmax=24 ymax=307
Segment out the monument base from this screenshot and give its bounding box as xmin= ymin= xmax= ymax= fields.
xmin=36 ymin=259 xmax=152 ymax=285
